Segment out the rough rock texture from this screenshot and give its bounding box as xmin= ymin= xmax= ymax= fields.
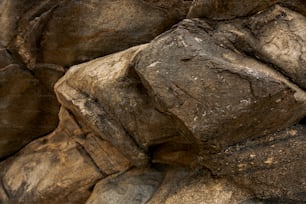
xmin=1 ymin=1 xmax=306 ymax=204
xmin=187 ymin=0 xmax=306 ymax=20
xmin=55 ymin=45 xmax=190 ymax=167
xmin=135 ymin=16 xmax=306 ymax=155
xmin=0 ymin=107 xmax=132 ymax=203
xmin=0 ymin=63 xmax=60 ymax=159
xmin=87 ymin=168 xmax=164 ymax=204
xmin=147 ymin=168 xmax=253 ymax=204
xmin=0 ymin=0 xmax=191 ymax=159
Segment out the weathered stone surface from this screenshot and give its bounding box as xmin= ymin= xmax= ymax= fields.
xmin=0 ymin=64 xmax=59 ymax=159
xmin=187 ymin=0 xmax=306 ymax=20
xmin=86 ymin=168 xmax=164 ymax=204
xmin=41 ymin=0 xmax=190 ymax=66
xmin=226 ymin=5 xmax=306 ymax=89
xmin=55 ymin=45 xmax=189 ymax=167
xmin=0 ymin=45 xmax=14 ymax=68
xmin=203 ymin=125 xmax=306 ymax=201
xmin=0 ymin=107 xmax=132 ymax=203
xmin=135 ymin=17 xmax=306 ymax=154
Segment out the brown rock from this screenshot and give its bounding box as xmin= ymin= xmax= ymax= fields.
xmin=187 ymin=0 xmax=306 ymax=20
xmin=41 ymin=0 xmax=190 ymax=66
xmin=0 ymin=64 xmax=59 ymax=159
xmin=225 ymin=5 xmax=306 ymax=89
xmin=135 ymin=17 xmax=306 ymax=154
xmin=0 ymin=0 xmax=41 ymax=47
xmin=149 ymin=167 xmax=252 ymax=204
xmin=55 ymin=45 xmax=188 ymax=167
xmin=0 ymin=107 xmax=131 ymax=203
xmin=204 ymin=125 xmax=306 ymax=201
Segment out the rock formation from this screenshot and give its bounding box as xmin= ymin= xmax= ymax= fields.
xmin=0 ymin=0 xmax=306 ymax=203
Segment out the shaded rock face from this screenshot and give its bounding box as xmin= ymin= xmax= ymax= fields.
xmin=0 ymin=0 xmax=190 ymax=160
xmin=1 ymin=1 xmax=306 ymax=204
xmin=0 ymin=63 xmax=60 ymax=159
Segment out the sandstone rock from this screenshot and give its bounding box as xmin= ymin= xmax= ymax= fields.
xmin=0 ymin=64 xmax=59 ymax=159
xmin=55 ymin=45 xmax=189 ymax=167
xmin=135 ymin=17 xmax=306 ymax=154
xmin=204 ymin=125 xmax=306 ymax=201
xmin=0 ymin=107 xmax=132 ymax=203
xmin=187 ymin=0 xmax=306 ymax=20
xmin=86 ymin=168 xmax=164 ymax=204
xmin=41 ymin=0 xmax=191 ymax=66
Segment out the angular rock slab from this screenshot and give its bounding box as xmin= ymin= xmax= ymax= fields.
xmin=0 ymin=107 xmax=131 ymax=204
xmin=187 ymin=0 xmax=306 ymax=20
xmin=41 ymin=0 xmax=190 ymax=66
xmin=135 ymin=18 xmax=306 ymax=154
xmin=55 ymin=45 xmax=188 ymax=167
xmin=204 ymin=125 xmax=306 ymax=202
xmin=86 ymin=168 xmax=164 ymax=204
xmin=0 ymin=64 xmax=59 ymax=159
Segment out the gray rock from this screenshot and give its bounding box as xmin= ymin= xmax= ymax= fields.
xmin=86 ymin=168 xmax=164 ymax=204
xmin=135 ymin=17 xmax=306 ymax=154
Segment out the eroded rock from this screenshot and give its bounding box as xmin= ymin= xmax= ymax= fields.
xmin=0 ymin=107 xmax=132 ymax=203
xmin=135 ymin=17 xmax=306 ymax=154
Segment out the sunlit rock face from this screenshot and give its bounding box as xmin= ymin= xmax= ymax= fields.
xmin=1 ymin=1 xmax=306 ymax=204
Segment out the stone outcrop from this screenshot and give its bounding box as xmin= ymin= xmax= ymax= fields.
xmin=1 ymin=1 xmax=306 ymax=204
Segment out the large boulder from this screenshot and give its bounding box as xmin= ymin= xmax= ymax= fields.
xmin=86 ymin=168 xmax=164 ymax=204
xmin=135 ymin=14 xmax=306 ymax=155
xmin=55 ymin=45 xmax=186 ymax=167
xmin=0 ymin=107 xmax=131 ymax=203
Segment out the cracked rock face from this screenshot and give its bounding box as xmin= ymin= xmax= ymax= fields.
xmin=1 ymin=1 xmax=306 ymax=204
xmin=135 ymin=13 xmax=306 ymax=155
